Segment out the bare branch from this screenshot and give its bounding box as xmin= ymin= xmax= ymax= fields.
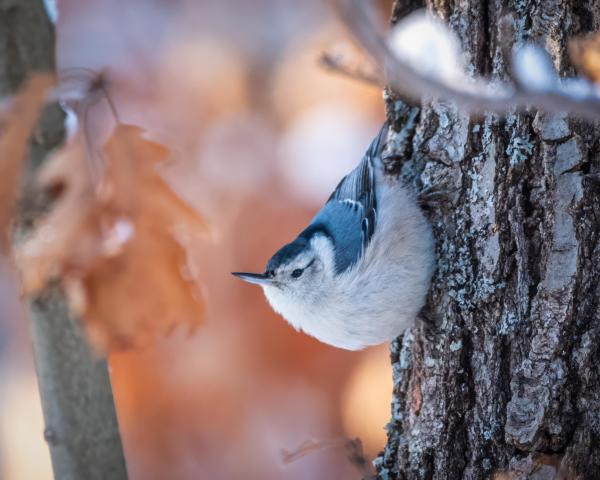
xmin=281 ymin=437 xmax=373 ymax=477
xmin=334 ymin=0 xmax=600 ymax=120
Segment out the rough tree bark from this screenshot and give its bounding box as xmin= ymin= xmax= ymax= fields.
xmin=377 ymin=1 xmax=600 ymax=479
xmin=0 ymin=1 xmax=128 ymax=479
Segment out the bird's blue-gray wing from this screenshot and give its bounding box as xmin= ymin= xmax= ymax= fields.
xmin=306 ymin=123 xmax=388 ymax=273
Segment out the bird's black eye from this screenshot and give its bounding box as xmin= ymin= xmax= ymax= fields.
xmin=291 ymin=268 xmax=303 ymax=278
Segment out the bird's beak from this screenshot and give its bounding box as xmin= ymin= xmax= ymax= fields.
xmin=231 ymin=272 xmax=273 ymax=286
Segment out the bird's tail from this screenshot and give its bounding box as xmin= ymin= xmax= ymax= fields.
xmin=366 ymin=121 xmax=392 ymax=179
xmin=366 ymin=121 xmax=390 ymax=160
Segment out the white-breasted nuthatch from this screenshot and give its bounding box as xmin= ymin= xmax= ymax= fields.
xmin=233 ymin=123 xmax=435 ymax=350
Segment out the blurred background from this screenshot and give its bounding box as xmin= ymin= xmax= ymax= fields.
xmin=0 ymin=0 xmax=393 ymax=478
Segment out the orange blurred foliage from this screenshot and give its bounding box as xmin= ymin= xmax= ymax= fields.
xmin=570 ymin=32 xmax=600 ymax=83
xmin=270 ymin=25 xmax=382 ymax=125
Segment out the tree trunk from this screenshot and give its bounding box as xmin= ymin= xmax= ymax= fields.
xmin=377 ymin=1 xmax=600 ymax=479
xmin=0 ymin=1 xmax=128 ymax=479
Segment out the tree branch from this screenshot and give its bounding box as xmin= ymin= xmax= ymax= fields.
xmin=0 ymin=1 xmax=128 ymax=478
xmin=334 ymin=0 xmax=600 ymax=120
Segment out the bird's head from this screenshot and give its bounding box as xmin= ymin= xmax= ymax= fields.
xmin=233 ymin=232 xmax=336 ymax=309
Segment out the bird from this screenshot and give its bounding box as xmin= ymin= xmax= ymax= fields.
xmin=232 ymin=122 xmax=435 ymax=350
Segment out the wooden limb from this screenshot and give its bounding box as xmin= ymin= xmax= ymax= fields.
xmin=0 ymin=0 xmax=128 ymax=478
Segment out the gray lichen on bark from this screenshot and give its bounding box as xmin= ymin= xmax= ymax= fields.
xmin=377 ymin=1 xmax=600 ymax=479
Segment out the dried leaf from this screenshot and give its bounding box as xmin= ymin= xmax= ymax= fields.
xmin=16 ymin=124 xmax=207 ymax=352
xmin=17 ymin=138 xmax=101 ymax=292
xmin=570 ymin=32 xmax=600 ymax=84
xmin=0 ymin=74 xmax=54 ymax=251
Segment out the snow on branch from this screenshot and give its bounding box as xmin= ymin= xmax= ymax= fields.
xmin=334 ymin=0 xmax=600 ymax=120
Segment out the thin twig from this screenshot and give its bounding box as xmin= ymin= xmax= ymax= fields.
xmin=56 ymin=69 xmax=122 ymax=185
xmin=319 ymin=51 xmax=383 ymax=87
xmin=281 ymin=437 xmax=374 ymax=477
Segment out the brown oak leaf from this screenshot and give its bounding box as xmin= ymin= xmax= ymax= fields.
xmin=16 ymin=124 xmax=206 ymax=352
